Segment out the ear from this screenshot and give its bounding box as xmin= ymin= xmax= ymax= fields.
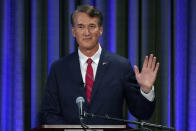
xmin=72 ymin=27 xmax=76 ymax=37
xmin=99 ymin=26 xmax=103 ymax=35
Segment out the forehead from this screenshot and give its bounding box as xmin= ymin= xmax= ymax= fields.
xmin=74 ymin=12 xmax=99 ymax=25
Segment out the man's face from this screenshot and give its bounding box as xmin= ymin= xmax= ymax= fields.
xmin=72 ymin=12 xmax=103 ymax=52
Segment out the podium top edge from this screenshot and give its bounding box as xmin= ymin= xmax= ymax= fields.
xmin=42 ymin=125 xmax=126 ymax=129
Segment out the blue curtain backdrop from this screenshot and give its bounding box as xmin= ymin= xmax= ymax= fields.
xmin=0 ymin=0 xmax=196 ymax=131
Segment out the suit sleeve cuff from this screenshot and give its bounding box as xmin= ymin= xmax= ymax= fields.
xmin=140 ymin=86 xmax=155 ymax=102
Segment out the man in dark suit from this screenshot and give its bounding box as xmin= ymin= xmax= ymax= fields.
xmin=41 ymin=5 xmax=159 ymax=125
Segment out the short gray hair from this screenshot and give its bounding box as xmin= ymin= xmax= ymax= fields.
xmin=71 ymin=4 xmax=103 ymax=27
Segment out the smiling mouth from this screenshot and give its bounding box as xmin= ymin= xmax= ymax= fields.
xmin=83 ymin=38 xmax=92 ymax=40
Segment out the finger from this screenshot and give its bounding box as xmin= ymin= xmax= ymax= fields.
xmin=134 ymin=65 xmax=139 ymax=75
xmin=154 ymin=62 xmax=160 ymax=74
xmin=143 ymin=56 xmax=148 ymax=68
xmin=148 ymin=54 xmax=153 ymax=68
xmin=151 ymin=57 xmax=157 ymax=70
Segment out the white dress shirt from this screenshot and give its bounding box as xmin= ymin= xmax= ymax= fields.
xmin=78 ymin=44 xmax=154 ymax=101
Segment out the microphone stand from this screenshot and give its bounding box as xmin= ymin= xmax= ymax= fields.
xmin=84 ymin=112 xmax=175 ymax=131
xmin=79 ymin=117 xmax=98 ymax=131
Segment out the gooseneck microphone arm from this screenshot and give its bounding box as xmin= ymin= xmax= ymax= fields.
xmin=84 ymin=112 xmax=175 ymax=131
xmin=75 ymin=96 xmax=175 ymax=131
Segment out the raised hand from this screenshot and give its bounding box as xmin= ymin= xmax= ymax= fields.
xmin=134 ymin=54 xmax=159 ymax=93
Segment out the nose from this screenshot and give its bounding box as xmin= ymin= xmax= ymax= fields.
xmin=83 ymin=28 xmax=90 ymax=36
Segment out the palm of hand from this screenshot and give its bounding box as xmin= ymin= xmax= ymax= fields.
xmin=134 ymin=54 xmax=159 ymax=93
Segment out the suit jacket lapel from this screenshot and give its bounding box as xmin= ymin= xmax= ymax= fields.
xmin=90 ymin=49 xmax=111 ymax=105
xmin=69 ymin=52 xmax=87 ymax=99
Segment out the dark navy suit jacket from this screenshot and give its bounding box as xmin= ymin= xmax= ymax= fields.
xmin=41 ymin=49 xmax=155 ymax=125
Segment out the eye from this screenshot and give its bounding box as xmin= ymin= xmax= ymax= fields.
xmin=89 ymin=24 xmax=96 ymax=28
xmin=77 ymin=24 xmax=84 ymax=29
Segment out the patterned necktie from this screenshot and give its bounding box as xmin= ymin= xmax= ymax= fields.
xmin=85 ymin=58 xmax=94 ymax=104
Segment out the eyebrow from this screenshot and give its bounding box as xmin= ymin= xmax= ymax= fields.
xmin=89 ymin=23 xmax=96 ymax=26
xmin=77 ymin=24 xmax=83 ymax=26
xmin=77 ymin=23 xmax=96 ymax=26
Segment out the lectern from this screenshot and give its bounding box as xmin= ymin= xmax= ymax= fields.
xmin=31 ymin=125 xmax=129 ymax=131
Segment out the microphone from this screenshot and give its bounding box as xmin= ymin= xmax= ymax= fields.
xmin=76 ymin=97 xmax=96 ymax=131
xmin=76 ymin=96 xmax=85 ymax=120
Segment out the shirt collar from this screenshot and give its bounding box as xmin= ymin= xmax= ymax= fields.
xmin=78 ymin=44 xmax=102 ymax=65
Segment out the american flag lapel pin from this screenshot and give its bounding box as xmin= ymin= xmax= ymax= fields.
xmin=102 ymin=62 xmax=107 ymax=65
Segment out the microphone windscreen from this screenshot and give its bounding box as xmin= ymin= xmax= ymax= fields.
xmin=76 ymin=96 xmax=85 ymax=104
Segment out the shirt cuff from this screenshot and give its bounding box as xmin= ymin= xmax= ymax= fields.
xmin=140 ymin=86 xmax=155 ymax=102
